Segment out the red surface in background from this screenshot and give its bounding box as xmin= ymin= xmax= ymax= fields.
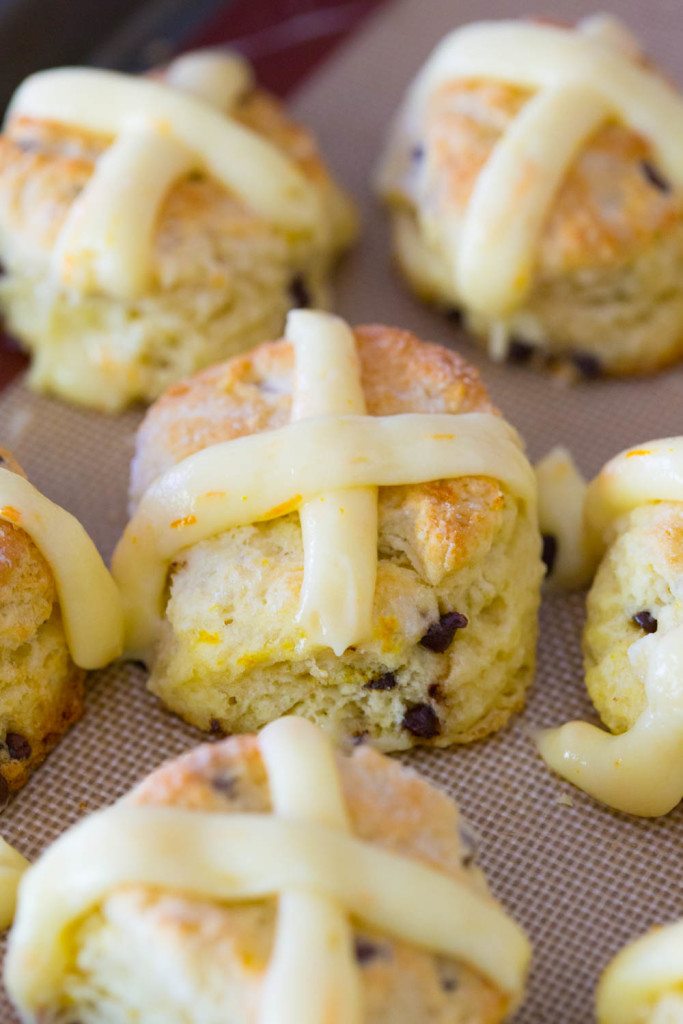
xmin=186 ymin=0 xmax=386 ymax=95
xmin=0 ymin=0 xmax=383 ymax=390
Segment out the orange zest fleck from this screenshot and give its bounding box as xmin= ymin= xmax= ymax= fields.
xmin=197 ymin=630 xmax=220 ymax=645
xmin=260 ymin=495 xmax=302 ymax=521
xmin=0 ymin=506 xmax=20 ymax=524
xmin=203 ymin=491 xmax=226 ymax=499
xmin=431 ymin=433 xmax=455 ymax=441
xmin=626 ymin=449 xmax=651 ymax=458
xmin=170 ymin=514 xmax=197 ymax=529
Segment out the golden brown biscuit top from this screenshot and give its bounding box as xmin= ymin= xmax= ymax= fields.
xmin=426 ymin=78 xmax=683 ymax=276
xmin=132 ymin=324 xmax=497 ymax=496
xmin=0 ymin=85 xmax=349 ymax=270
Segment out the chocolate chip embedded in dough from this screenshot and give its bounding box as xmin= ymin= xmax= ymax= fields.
xmin=354 ymin=938 xmax=385 ymax=964
xmin=541 ymin=534 xmax=557 ymax=576
xmin=632 ymin=610 xmax=658 ymax=634
xmin=289 ymin=274 xmax=311 ymax=309
xmin=6 ymin=733 xmax=30 ymax=761
xmin=208 ymin=718 xmax=226 ymax=740
xmin=507 ymin=338 xmax=535 ymax=364
xmin=211 ymin=771 xmax=238 ymax=798
xmin=0 ymin=774 xmax=9 ymax=810
xmin=571 ymin=351 xmax=602 ymax=379
xmin=420 ymin=612 xmax=468 ymax=653
xmin=438 ymin=964 xmax=460 ymax=993
xmin=364 ymin=672 xmax=397 ymax=691
xmin=444 ymin=306 xmax=464 ymax=327
xmin=640 ymin=160 xmax=671 ymax=193
xmin=402 ymin=703 xmax=441 ymax=739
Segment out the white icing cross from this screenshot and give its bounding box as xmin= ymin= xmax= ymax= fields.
xmin=379 ymin=17 xmax=683 ymax=316
xmin=8 ymin=51 xmax=320 ymax=299
xmin=112 ymin=310 xmax=537 ymax=661
xmin=5 ymin=717 xmax=531 ymax=1020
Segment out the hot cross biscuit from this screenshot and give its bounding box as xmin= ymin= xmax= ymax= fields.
xmin=378 ymin=15 xmax=683 ymax=377
xmin=114 ymin=310 xmax=542 ymax=750
xmin=537 ymin=439 xmax=683 ymax=816
xmin=0 ymin=50 xmax=356 ymax=410
xmin=5 ymin=717 xmax=531 ymax=1023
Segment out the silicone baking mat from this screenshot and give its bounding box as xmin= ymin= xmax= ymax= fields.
xmin=1 ymin=0 xmax=682 ymax=1020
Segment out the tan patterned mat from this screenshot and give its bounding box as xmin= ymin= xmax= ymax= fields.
xmin=1 ymin=0 xmax=683 ymax=1020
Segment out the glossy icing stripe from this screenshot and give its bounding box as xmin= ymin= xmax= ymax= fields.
xmin=258 ymin=718 xmax=362 ymax=1024
xmin=0 ymin=468 xmax=122 ymax=668
xmin=113 ymin=410 xmax=535 ymax=660
xmin=288 ymin=310 xmax=377 ymax=655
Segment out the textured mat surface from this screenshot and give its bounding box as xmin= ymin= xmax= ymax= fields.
xmin=1 ymin=1 xmax=683 ymax=1021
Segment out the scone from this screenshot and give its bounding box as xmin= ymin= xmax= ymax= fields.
xmin=537 ymin=439 xmax=683 ymax=816
xmin=0 ymin=49 xmax=356 ymax=410
xmin=377 ymin=15 xmax=683 ymax=377
xmin=113 ymin=309 xmax=542 ymax=751
xmin=5 ymin=716 xmax=531 ymax=1022
xmin=0 ymin=451 xmax=122 ymax=797
xmin=597 ymin=919 xmax=683 ymax=1024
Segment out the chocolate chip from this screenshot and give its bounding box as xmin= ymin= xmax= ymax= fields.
xmin=444 ymin=306 xmax=464 ymax=327
xmin=641 ymin=160 xmax=671 ymax=193
xmin=354 ymin=938 xmax=382 ymax=964
xmin=632 ymin=610 xmax=658 ymax=634
xmin=211 ymin=771 xmax=238 ymax=797
xmin=410 ymin=144 xmax=424 ymax=162
xmin=6 ymin=732 xmax=30 ymax=760
xmin=364 ymin=672 xmax=397 ymax=691
xmin=0 ymin=774 xmax=9 ymax=810
xmin=289 ymin=274 xmax=311 ymax=309
xmin=351 ymin=731 xmax=369 ymax=746
xmin=402 ymin=703 xmax=441 ymax=739
xmin=208 ymin=718 xmax=225 ymax=739
xmin=420 ymin=612 xmax=468 ymax=653
xmin=507 ymin=338 xmax=535 ymax=364
xmin=541 ymin=534 xmax=557 ymax=576
xmin=440 ymin=971 xmax=459 ymax=993
xmin=428 ymin=683 xmax=444 ymax=701
xmin=571 ymin=352 xmax=602 ymax=379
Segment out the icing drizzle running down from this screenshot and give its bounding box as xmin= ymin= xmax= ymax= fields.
xmin=4 ymin=717 xmax=531 ymax=1019
xmin=378 ymin=16 xmax=683 ymax=316
xmin=112 ymin=310 xmax=536 ymax=661
xmin=0 ymin=467 xmax=122 ymax=668
xmin=537 ymin=438 xmax=683 ymax=816
xmin=0 ymin=837 xmax=28 ymax=931
xmin=7 ymin=51 xmax=320 ymax=299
